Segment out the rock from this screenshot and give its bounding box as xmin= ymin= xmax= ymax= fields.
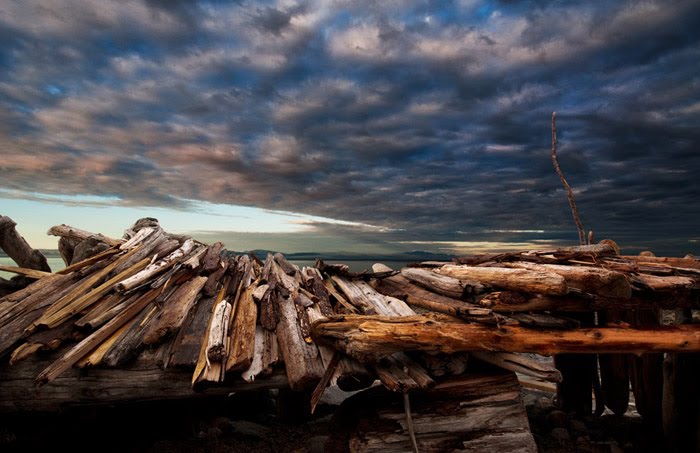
xmin=550 ymin=427 xmax=570 ymax=442
xmin=574 ymin=436 xmax=593 ymax=453
xmin=569 ymin=419 xmax=588 ymax=436
xmin=211 ymin=416 xmax=235 ymax=434
xmin=547 ymin=410 xmax=568 ymax=428
xmin=230 ymin=420 xmax=272 ymax=440
xmin=537 ymin=396 xmax=555 ymax=410
xmin=307 ymin=435 xmax=329 ymax=453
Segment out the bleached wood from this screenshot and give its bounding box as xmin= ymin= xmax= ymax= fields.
xmin=401 ymin=267 xmax=489 ymax=299
xmin=115 ymin=239 xmax=196 ymax=292
xmin=47 ymin=224 xmax=121 ymax=247
xmin=499 ymin=262 xmax=632 ymax=298
xmin=437 ymin=265 xmax=568 ymax=295
xmin=206 ymin=299 xmax=232 ymax=362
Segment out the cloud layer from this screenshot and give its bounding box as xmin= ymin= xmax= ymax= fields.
xmin=1 ymin=0 xmax=699 ymax=255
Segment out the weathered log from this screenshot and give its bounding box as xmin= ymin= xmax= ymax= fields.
xmin=436 ymin=265 xmax=568 ymax=295
xmin=332 ymin=276 xmax=414 ymax=317
xmin=631 ymin=273 xmax=697 ymax=292
xmin=57 ymin=236 xmax=79 ymax=266
xmin=202 ymin=259 xmax=229 ymax=297
xmin=330 ymin=275 xmax=377 ymax=314
xmin=36 ymin=287 xmax=160 ymax=384
xmin=268 ymin=256 xmax=324 ymax=390
xmin=261 ymin=328 xmax=281 ymax=374
xmin=310 ymin=315 xmax=700 ymax=361
xmin=305 ymin=303 xmax=372 ymax=391
xmin=323 ymin=277 xmax=359 ymax=314
xmin=181 ymin=244 xmax=207 ymax=269
xmin=371 ymin=274 xmax=495 ymax=322
xmin=74 ymin=293 xmax=125 ymax=330
xmin=623 ymin=255 xmax=700 ymax=270
xmin=241 ymin=325 xmax=266 ymax=383
xmin=301 ymin=267 xmax=334 ymax=317
xmin=30 ymin=247 xmax=140 ymax=331
xmin=508 ymin=312 xmax=580 ymax=329
xmin=206 ymin=299 xmax=232 ymax=362
xmin=47 ymin=224 xmax=121 ymax=247
xmin=168 ymin=295 xmax=218 ymax=368
xmin=498 ymin=262 xmax=632 ymax=298
xmin=142 ymin=276 xmax=208 ymax=345
xmin=471 ymin=352 xmax=562 ymax=382
xmin=329 ymin=372 xmax=536 ymax=453
xmin=373 ymin=358 xmax=421 ymax=392
xmin=70 ymin=236 xmax=111 ymax=265
xmin=0 ymin=273 xmax=80 ymax=357
xmin=95 ymin=298 xmax=159 ymax=368
xmin=9 ymin=321 xmax=82 ymax=364
xmin=225 ymin=281 xmax=258 ymax=373
xmin=115 ymin=239 xmax=196 ymax=292
xmin=191 ymin=285 xmax=229 ymax=388
xmin=111 ymin=228 xmax=168 ymax=275
xmin=400 ymin=267 xmax=490 ymax=299
xmin=201 ymin=242 xmax=224 ymax=273
xmin=0 ymin=215 xmax=51 ymax=272
xmin=0 ymin=350 xmax=289 ymax=412
xmin=31 ymin=255 xmax=150 ymax=331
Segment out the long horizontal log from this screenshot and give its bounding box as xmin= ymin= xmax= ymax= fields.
xmin=47 ymin=224 xmax=121 ymax=247
xmin=0 ymin=351 xmax=289 ymax=412
xmin=478 ymin=290 xmax=700 ymax=311
xmin=436 ymin=265 xmax=568 ymax=295
xmin=499 ymin=261 xmax=632 ymax=298
xmin=311 ymin=315 xmax=700 ymax=361
xmin=399 ymin=267 xmax=489 ymax=299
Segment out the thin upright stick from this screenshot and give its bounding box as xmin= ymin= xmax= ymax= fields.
xmin=551 ymin=112 xmax=586 ymax=245
xmin=403 ymin=391 xmax=419 ymax=453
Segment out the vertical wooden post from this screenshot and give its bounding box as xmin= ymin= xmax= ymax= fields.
xmin=554 ymin=312 xmax=595 ymax=415
xmin=662 ymin=308 xmax=700 ymax=452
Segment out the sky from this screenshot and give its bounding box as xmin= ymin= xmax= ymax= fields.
xmin=1 ymin=0 xmax=699 ymax=256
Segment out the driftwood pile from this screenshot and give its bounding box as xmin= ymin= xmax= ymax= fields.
xmin=1 ymin=217 xmax=699 ymax=450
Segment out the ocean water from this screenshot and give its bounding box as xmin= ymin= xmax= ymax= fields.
xmin=0 ymin=257 xmax=66 ymax=279
xmin=0 ymin=257 xmax=409 ymax=280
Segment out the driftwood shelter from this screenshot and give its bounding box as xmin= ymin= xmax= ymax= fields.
xmin=0 ymin=216 xmax=699 ymax=451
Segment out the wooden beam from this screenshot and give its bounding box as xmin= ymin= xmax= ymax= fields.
xmin=311 ymin=315 xmax=700 ymax=361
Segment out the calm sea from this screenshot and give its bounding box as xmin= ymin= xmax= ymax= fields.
xmin=0 ymin=257 xmax=409 ymax=280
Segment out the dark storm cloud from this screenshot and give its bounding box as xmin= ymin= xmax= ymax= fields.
xmin=1 ymin=0 xmax=699 ymax=255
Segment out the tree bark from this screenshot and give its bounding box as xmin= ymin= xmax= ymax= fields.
xmin=311 ymin=315 xmax=700 ymax=361
xmin=436 ymin=265 xmax=568 ymax=295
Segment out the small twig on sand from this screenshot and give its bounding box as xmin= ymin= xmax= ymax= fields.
xmin=551 ymin=112 xmax=586 ymax=245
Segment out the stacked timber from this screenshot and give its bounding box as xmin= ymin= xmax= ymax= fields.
xmin=0 ymin=218 xmax=699 ymax=450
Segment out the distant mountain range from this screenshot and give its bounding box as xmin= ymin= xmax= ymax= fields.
xmin=1 ymin=249 xmax=455 ymax=263
xmin=241 ymin=250 xmax=455 ymax=262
